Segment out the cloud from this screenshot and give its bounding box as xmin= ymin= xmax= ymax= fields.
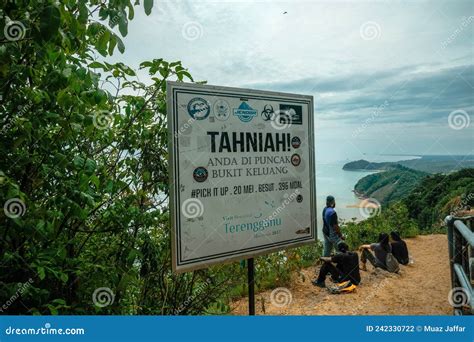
xmin=110 ymin=0 xmax=473 ymax=157
xmin=247 ymin=63 xmax=474 ymax=125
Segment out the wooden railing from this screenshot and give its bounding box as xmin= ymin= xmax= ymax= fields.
xmin=445 ymin=215 xmax=474 ymax=315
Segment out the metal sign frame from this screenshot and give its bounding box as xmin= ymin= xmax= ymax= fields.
xmin=167 ymin=81 xmax=316 ymax=273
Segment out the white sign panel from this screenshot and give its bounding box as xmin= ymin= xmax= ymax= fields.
xmin=167 ymin=81 xmax=316 ymax=272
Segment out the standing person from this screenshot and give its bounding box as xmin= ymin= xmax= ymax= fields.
xmin=390 ymin=231 xmax=409 ymax=265
xmin=312 ymin=242 xmax=361 ymax=288
xmin=322 ymin=195 xmax=344 ymax=257
xmin=359 ymin=233 xmax=399 ymax=273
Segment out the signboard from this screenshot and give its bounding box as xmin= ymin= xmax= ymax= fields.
xmin=167 ymin=81 xmax=316 ymax=272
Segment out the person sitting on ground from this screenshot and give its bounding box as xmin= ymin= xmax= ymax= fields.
xmin=322 ymin=195 xmax=344 ymax=257
xmin=312 ymin=242 xmax=360 ymax=288
xmin=359 ymin=232 xmax=399 ymax=273
xmin=390 ymin=231 xmax=409 ymax=265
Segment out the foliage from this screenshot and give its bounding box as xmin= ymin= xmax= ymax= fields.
xmin=0 ymin=0 xmax=323 ymax=315
xmin=0 ymin=0 xmax=241 ymax=315
xmin=354 ymin=165 xmax=427 ymax=205
xmin=342 ymin=202 xmax=419 ymax=249
xmin=403 ymin=168 xmax=474 ymax=231
xmin=343 ymin=156 xmax=474 ymax=174
xmin=342 ymin=159 xmax=393 ymax=171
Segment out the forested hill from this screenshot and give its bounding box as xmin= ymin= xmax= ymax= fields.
xmin=343 ymin=155 xmax=474 ymax=173
xmin=343 ymin=159 xmax=393 ymax=171
xmin=403 ymin=168 xmax=474 ymax=230
xmin=354 ymin=165 xmax=427 ymax=205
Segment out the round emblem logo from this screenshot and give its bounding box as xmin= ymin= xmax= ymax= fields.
xmin=187 ymin=98 xmax=210 ymax=120
xmin=213 ymin=99 xmax=230 ymax=121
xmin=193 ymin=167 xmax=208 ymax=182
xmin=291 ymin=136 xmax=301 ymax=148
xmin=291 ymin=153 xmax=301 ymax=167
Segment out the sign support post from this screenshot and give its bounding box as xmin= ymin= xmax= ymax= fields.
xmin=247 ymin=258 xmax=255 ymax=315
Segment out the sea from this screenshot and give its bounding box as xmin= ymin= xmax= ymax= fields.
xmin=315 ymin=155 xmax=420 ymax=238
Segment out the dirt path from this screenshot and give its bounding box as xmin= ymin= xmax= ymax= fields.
xmin=231 ymin=234 xmax=452 ymax=315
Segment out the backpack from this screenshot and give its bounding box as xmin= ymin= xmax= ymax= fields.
xmin=385 ymin=252 xmax=400 ymax=273
xmin=328 ymin=281 xmax=357 ymax=294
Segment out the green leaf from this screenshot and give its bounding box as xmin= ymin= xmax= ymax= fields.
xmin=97 ymin=29 xmax=111 ymax=55
xmin=108 ymin=35 xmax=117 ymax=56
xmin=88 ymin=62 xmax=106 ymax=70
xmin=48 ymin=305 xmax=58 ymax=315
xmin=73 ymin=156 xmax=85 ymax=169
xmin=40 ymin=6 xmax=61 ymax=41
xmin=59 ymin=273 xmax=68 ymax=283
xmin=116 ymin=36 xmax=125 ymax=53
xmin=144 ymin=0 xmax=154 ymax=15
xmin=90 ymin=175 xmax=100 ymax=188
xmin=37 ymin=267 xmax=46 ymax=280
xmin=78 ymin=1 xmax=88 ymax=24
xmin=127 ymin=4 xmax=135 ymax=20
xmin=118 ymin=16 xmax=128 ymax=37
xmin=85 ymin=159 xmax=97 ymax=174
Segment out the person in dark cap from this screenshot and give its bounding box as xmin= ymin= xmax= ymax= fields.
xmin=322 ymin=195 xmax=344 ymax=257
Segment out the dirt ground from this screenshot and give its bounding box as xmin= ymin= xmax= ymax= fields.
xmin=231 ymin=234 xmax=452 ymax=315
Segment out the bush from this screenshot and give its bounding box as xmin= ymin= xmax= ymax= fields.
xmin=342 ymin=202 xmax=419 ymax=249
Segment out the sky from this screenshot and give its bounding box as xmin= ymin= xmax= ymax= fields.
xmin=109 ymin=0 xmax=473 ymax=163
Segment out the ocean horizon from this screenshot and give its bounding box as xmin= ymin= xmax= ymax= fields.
xmin=315 ymin=155 xmax=421 ymax=239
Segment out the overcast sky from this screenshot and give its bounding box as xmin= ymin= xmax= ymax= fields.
xmin=110 ymin=0 xmax=473 ymax=162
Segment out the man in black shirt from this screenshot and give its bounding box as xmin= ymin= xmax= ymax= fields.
xmin=312 ymin=242 xmax=361 ymax=288
xmin=390 ymin=231 xmax=409 ymax=265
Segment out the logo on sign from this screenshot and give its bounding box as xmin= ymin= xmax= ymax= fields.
xmin=213 ymin=99 xmax=230 ymax=121
xmin=233 ymin=102 xmax=257 ymax=122
xmin=291 ymin=153 xmax=301 ymax=166
xmin=261 ymin=104 xmax=275 ymax=121
xmin=291 ymin=136 xmax=301 ymax=148
xmin=187 ymin=97 xmax=210 ymax=120
xmin=193 ymin=167 xmax=208 ymax=182
xmin=279 ymin=104 xmax=302 ymax=125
